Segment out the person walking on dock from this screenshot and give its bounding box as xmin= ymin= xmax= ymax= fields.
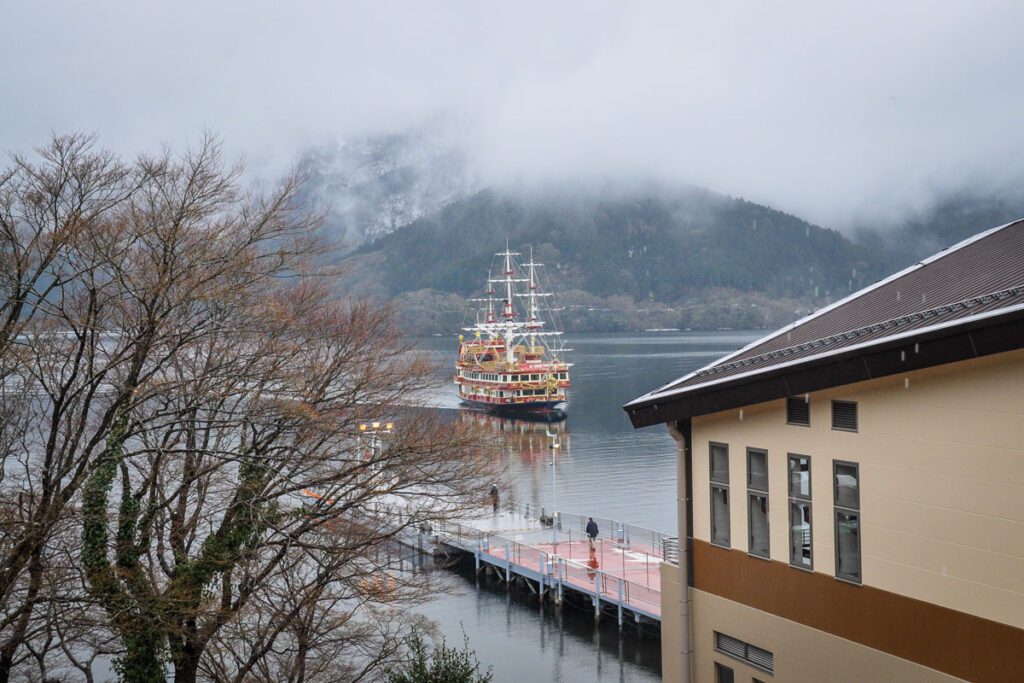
xmin=586 ymin=517 xmax=599 ymax=550
xmin=490 ymin=484 xmax=499 ymax=512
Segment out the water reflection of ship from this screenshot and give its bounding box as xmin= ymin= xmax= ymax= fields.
xmin=457 ymin=409 xmax=570 ymax=462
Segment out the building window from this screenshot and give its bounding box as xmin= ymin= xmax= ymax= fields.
xmin=788 ymin=454 xmax=812 ymax=569
xmin=711 ymin=442 xmax=729 ymax=484
xmin=831 ymin=400 xmax=858 ymax=431
xmin=834 ymin=460 xmax=861 ymax=583
xmin=786 ymin=396 xmax=810 ymax=426
xmin=714 ymin=662 xmax=735 ymax=683
xmin=747 ymin=449 xmax=769 ymax=558
xmin=747 ymin=448 xmax=768 ymax=491
xmin=715 ymin=632 xmax=774 ymax=674
xmin=710 ymin=443 xmax=730 ymax=548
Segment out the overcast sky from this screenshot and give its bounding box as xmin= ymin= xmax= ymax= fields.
xmin=2 ymin=1 xmax=1023 ymax=228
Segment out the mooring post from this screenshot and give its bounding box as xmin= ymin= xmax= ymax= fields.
xmin=505 ymin=542 xmax=511 ymax=583
xmin=617 ymin=578 xmax=624 ymax=629
xmin=594 ymin=573 xmax=602 ymax=621
xmin=557 ymin=559 xmax=564 ymax=605
xmin=475 ymin=539 xmax=481 ymax=573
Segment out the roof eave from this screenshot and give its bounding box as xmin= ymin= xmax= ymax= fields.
xmin=624 ymin=306 xmax=1024 ymax=429
xmin=626 ymin=218 xmax=1024 ymax=410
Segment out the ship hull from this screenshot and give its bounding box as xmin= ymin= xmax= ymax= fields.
xmin=459 ymin=396 xmax=565 ymax=416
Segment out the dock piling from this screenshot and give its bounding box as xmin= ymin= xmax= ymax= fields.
xmin=617 ymin=578 xmax=624 ymax=629
xmin=557 ymin=559 xmax=564 ymax=605
xmin=538 ymin=555 xmax=545 ymax=601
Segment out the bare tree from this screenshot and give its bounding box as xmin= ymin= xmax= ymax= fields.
xmin=0 ymin=133 xmax=138 ymax=681
xmin=85 ymin=277 xmax=491 ymax=682
xmin=1 ymin=133 xmax=495 ymax=682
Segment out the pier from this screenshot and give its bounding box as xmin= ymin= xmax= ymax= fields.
xmin=429 ymin=504 xmax=676 ymax=628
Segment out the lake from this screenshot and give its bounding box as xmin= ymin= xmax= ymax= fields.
xmin=414 ymin=331 xmax=761 ymax=683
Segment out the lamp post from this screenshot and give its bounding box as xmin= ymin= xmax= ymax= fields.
xmin=547 ymin=428 xmax=560 ymax=546
xmin=358 ymin=420 xmax=394 ymax=468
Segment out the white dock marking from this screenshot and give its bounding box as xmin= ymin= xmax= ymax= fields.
xmin=609 ymin=548 xmax=654 ymax=562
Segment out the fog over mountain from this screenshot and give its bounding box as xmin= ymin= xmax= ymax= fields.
xmin=3 ymin=2 xmax=1024 ymax=232
xmin=294 ymin=128 xmax=480 ymax=248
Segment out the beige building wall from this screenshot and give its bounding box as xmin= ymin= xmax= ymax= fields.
xmin=689 ymin=348 xmax=1024 ymax=628
xmin=659 ymin=561 xmax=683 ymax=682
xmin=691 ymin=590 xmax=963 ymax=682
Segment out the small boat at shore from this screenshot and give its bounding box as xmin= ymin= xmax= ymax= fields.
xmin=455 ymin=243 xmax=571 ymax=415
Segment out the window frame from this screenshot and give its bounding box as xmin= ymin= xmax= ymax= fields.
xmin=789 ymin=499 xmax=813 ymax=571
xmin=748 ymin=491 xmax=770 ymax=559
xmin=710 ymin=442 xmax=730 ymax=484
xmin=787 ymin=453 xmax=813 ymax=570
xmin=833 ymin=460 xmax=859 ymax=509
xmin=833 ymin=460 xmax=862 ymax=584
xmin=787 ymin=453 xmax=812 ymax=500
xmin=710 ymin=442 xmax=731 ymax=548
xmin=710 ymin=484 xmax=731 ymax=549
xmin=746 ymin=448 xmax=769 ymax=559
xmin=746 ymin=448 xmax=768 ymax=492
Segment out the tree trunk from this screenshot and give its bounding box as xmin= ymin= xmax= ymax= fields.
xmin=171 ymin=637 xmax=204 ymax=683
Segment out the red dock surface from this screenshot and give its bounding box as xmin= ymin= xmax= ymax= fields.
xmin=475 ymin=527 xmax=663 ymax=619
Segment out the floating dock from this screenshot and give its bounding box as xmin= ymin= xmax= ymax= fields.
xmin=429 ymin=504 xmax=677 ymax=628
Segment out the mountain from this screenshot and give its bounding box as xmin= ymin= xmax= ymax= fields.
xmin=296 ymin=134 xmax=1024 ymax=333
xmin=295 ymin=129 xmax=478 ymax=250
xmin=854 ymin=190 xmax=1024 ymax=270
xmin=342 ymin=185 xmax=889 ymax=332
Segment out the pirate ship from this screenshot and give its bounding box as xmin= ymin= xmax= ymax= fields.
xmin=455 ymin=243 xmax=571 ymax=415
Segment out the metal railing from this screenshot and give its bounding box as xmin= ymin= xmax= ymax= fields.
xmin=553 ymin=510 xmax=668 ymax=559
xmin=662 ymin=536 xmax=680 ymax=564
xmin=469 ymin=527 xmax=662 ymax=617
xmin=429 ymin=504 xmax=669 ymax=618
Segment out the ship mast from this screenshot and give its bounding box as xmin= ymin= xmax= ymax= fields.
xmin=486 ymin=269 xmax=496 ymax=325
xmin=527 ymin=246 xmax=540 ymax=350
xmin=502 ymin=238 xmax=516 ymax=364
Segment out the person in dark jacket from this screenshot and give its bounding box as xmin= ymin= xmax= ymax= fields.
xmin=586 ymin=517 xmax=599 ymax=549
xmin=490 ymin=484 xmax=499 ymax=512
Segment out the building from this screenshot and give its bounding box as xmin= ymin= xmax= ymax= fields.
xmin=624 ymin=220 xmax=1024 ymax=682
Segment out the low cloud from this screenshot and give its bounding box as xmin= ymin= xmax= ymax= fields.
xmin=2 ymin=1 xmax=1022 ymax=228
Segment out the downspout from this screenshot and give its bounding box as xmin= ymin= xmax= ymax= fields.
xmin=666 ymin=418 xmax=692 ymax=683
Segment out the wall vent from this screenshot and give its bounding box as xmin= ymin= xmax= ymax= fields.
xmin=831 ymin=400 xmax=858 ymax=431
xmin=786 ymin=396 xmax=810 ymax=426
xmin=715 ymin=632 xmax=774 ymax=673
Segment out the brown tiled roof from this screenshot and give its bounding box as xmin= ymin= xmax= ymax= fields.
xmin=625 ymin=219 xmax=1024 ymax=428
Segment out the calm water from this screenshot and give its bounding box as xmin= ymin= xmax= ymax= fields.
xmin=414 ymin=331 xmax=761 ymax=683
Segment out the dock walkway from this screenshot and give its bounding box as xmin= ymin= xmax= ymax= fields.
xmin=431 ymin=503 xmax=676 ymax=627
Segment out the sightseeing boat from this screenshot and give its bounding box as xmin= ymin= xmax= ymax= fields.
xmin=455 ymin=243 xmax=571 ymax=415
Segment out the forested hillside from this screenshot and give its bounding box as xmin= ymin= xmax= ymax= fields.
xmin=346 ymin=186 xmax=889 ymax=332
